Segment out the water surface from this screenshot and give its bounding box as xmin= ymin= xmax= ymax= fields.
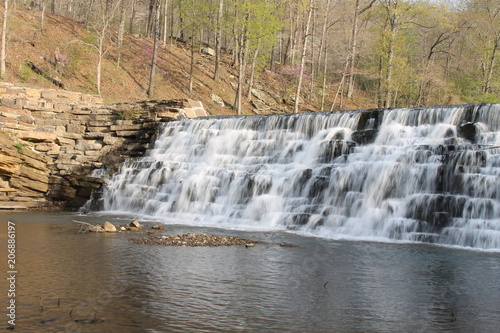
xmin=1 ymin=212 xmax=499 ymax=332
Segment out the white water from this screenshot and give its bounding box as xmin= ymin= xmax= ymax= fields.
xmin=92 ymin=104 xmax=500 ymax=250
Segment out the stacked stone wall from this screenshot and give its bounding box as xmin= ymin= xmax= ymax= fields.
xmin=0 ymin=83 xmax=207 ymax=210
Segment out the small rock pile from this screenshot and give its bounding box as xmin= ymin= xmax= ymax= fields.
xmin=78 ymin=219 xmax=164 ymax=233
xmin=129 ymin=233 xmax=259 ymax=247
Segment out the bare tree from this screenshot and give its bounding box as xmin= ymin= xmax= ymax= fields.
xmin=79 ymin=0 xmax=123 ymax=94
xmin=294 ymin=0 xmax=314 ymax=113
xmin=346 ymin=0 xmax=376 ymax=99
xmin=1 ymin=0 xmax=8 ymax=80
xmin=147 ymin=0 xmax=160 ymax=97
xmin=214 ymin=0 xmax=223 ymax=82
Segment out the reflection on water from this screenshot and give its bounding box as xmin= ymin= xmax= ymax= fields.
xmin=1 ymin=212 xmax=500 ymax=332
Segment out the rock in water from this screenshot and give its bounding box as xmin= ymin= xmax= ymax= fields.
xmin=103 ymin=221 xmax=117 ymax=232
xmin=129 ymin=220 xmax=142 ymax=229
xmin=151 ymin=224 xmax=165 ymax=230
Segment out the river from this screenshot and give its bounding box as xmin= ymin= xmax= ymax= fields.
xmin=1 ymin=212 xmax=499 ymax=332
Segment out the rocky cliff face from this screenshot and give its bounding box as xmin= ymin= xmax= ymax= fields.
xmin=0 ymin=83 xmax=207 ymax=210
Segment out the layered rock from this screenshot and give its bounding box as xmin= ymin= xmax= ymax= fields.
xmin=0 ymin=83 xmax=208 ymax=210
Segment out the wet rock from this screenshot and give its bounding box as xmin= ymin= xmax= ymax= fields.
xmin=457 ymin=122 xmax=477 ymax=143
xmin=351 ymin=129 xmax=378 ymax=145
xmin=129 ymin=220 xmax=142 ymax=229
xmin=151 ymin=224 xmax=165 ymax=230
xmin=103 ymin=221 xmax=116 ymax=232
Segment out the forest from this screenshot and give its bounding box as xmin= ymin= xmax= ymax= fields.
xmin=1 ymin=0 xmax=499 ymax=114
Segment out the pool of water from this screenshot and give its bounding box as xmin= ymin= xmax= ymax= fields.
xmin=1 ymin=212 xmax=499 ymax=332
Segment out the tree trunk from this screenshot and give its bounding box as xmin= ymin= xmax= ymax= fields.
xmin=347 ymin=0 xmax=376 ymax=99
xmin=1 ymin=0 xmax=8 ymax=80
xmin=162 ymin=0 xmax=168 ymax=44
xmin=385 ymin=23 xmax=396 ymax=108
xmin=234 ymin=38 xmax=248 ymax=116
xmin=147 ymin=0 xmax=158 ymax=38
xmin=320 ymin=42 xmax=328 ymax=111
xmin=41 ymin=4 xmax=45 ymax=31
xmin=294 ymin=0 xmax=314 ymax=114
xmin=317 ymin=0 xmax=331 ymax=86
xmin=97 ymin=35 xmax=104 ymax=94
xmin=309 ymin=8 xmax=316 ymax=98
xmin=214 ymin=0 xmax=223 ymax=82
xmin=377 ymin=55 xmax=383 ymax=108
xmin=346 ymin=0 xmax=360 ymax=99
xmin=129 ymin=0 xmax=136 ymax=34
xmin=117 ymin=0 xmax=127 ymax=68
xmin=147 ymin=3 xmax=160 ymax=98
xmin=247 ymin=43 xmax=260 ymax=101
xmin=189 ymin=25 xmax=195 ymax=94
xmin=483 ymin=35 xmax=499 ymax=94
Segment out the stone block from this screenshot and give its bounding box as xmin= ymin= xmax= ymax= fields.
xmin=76 ymin=155 xmax=99 ymax=162
xmin=89 ymin=120 xmax=115 ymax=127
xmin=71 ymin=107 xmax=92 ymax=115
xmin=1 ymin=98 xmax=18 ymax=107
xmin=110 ymin=124 xmax=142 ymax=131
xmin=56 ymin=137 xmax=76 ymax=146
xmin=3 ymin=122 xmax=36 ymax=131
xmin=18 ymin=115 xmax=35 ymax=124
xmin=84 ymin=132 xmax=106 ymax=139
xmin=92 ymin=108 xmax=114 ymax=115
xmin=35 ymin=118 xmax=68 ymax=127
xmin=103 ymin=135 xmax=124 ymax=145
xmin=85 ymin=150 xmax=101 ymax=156
xmin=59 ymin=132 xmax=83 ymax=140
xmin=18 ymin=131 xmax=57 ymax=143
xmin=115 ymin=131 xmax=138 ymax=137
xmin=76 ymin=140 xmax=103 ymax=151
xmin=0 ymin=201 xmax=41 ymax=209
xmin=0 ymin=111 xmax=19 ymax=119
xmin=25 ymin=88 xmax=42 ymax=98
xmin=67 ymin=123 xmax=85 ymax=134
xmin=35 ymin=143 xmax=61 ymax=154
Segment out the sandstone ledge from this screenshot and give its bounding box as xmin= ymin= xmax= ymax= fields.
xmin=129 ymin=233 xmax=260 ymax=247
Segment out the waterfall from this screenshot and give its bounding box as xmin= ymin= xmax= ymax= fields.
xmin=91 ymin=104 xmax=500 ymax=250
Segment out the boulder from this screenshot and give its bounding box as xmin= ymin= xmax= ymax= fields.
xmin=201 ymin=47 xmax=216 ymax=56
xmin=210 ymin=93 xmax=225 ymax=107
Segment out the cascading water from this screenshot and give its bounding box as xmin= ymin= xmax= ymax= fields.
xmin=89 ymin=104 xmax=500 ymax=250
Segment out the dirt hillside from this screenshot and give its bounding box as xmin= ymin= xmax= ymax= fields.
xmin=4 ymin=7 xmax=375 ymax=115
